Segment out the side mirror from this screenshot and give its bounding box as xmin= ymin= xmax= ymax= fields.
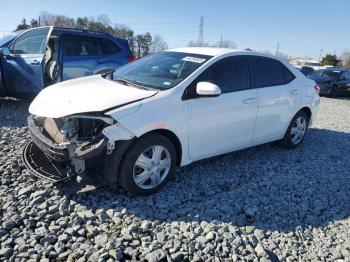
xmin=196 ymin=82 xmax=221 ymax=97
xmin=1 ymin=47 xmax=11 ymax=56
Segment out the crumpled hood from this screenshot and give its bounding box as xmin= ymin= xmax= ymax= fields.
xmin=29 ymin=75 xmax=158 ymax=118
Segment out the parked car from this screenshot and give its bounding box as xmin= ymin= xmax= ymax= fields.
xmin=24 ymin=48 xmax=320 ymax=195
xmin=0 ymin=26 xmax=135 ymax=98
xmin=309 ymin=68 xmax=350 ymax=97
xmin=299 ymin=66 xmax=314 ymax=76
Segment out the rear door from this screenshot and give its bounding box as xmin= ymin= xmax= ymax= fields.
xmin=250 ymin=56 xmax=300 ymax=145
xmin=1 ymin=27 xmax=52 ymax=97
xmin=61 ymin=34 xmax=99 ymax=80
xmin=95 ymin=37 xmax=129 ymax=73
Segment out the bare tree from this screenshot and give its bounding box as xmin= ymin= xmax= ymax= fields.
xmin=187 ymin=41 xmax=209 ymax=47
xmin=340 ymin=51 xmax=350 ymax=68
xmin=276 ymin=52 xmax=291 ymax=61
xmin=211 ymin=40 xmax=237 ymax=49
xmin=151 ymin=35 xmax=168 ymax=53
xmin=39 ymin=12 xmax=75 ymax=27
xmin=96 ymin=14 xmax=111 ymax=27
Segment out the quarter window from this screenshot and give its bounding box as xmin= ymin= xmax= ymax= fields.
xmin=252 ymin=56 xmax=294 ymax=88
xmin=12 ymin=28 xmax=50 ymax=55
xmin=63 ymin=35 xmax=98 ymax=56
xmin=98 ymin=38 xmax=121 ymax=54
xmin=197 ymin=56 xmax=250 ymax=93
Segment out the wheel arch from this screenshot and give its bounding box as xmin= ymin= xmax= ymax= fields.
xmin=138 ymin=129 xmax=183 ymax=166
xmin=299 ymin=106 xmax=312 ymax=122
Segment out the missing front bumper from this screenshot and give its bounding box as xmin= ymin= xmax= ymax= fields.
xmin=23 ymin=141 xmax=76 ymax=183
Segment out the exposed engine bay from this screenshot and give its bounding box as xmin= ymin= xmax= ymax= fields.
xmin=24 ymin=113 xmax=135 ymax=182
xmin=36 ymin=115 xmax=110 ymax=144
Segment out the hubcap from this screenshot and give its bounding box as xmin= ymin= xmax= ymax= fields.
xmin=133 ymin=145 xmax=171 ymax=190
xmin=290 ymin=116 xmax=307 ymax=145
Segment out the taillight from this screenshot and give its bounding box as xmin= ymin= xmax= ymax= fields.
xmin=314 ymin=84 xmax=320 ymax=94
xmin=128 ymin=56 xmax=136 ymax=62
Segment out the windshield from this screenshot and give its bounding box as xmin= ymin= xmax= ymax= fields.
xmin=322 ymin=70 xmax=341 ymax=78
xmin=112 ymin=51 xmax=212 ymax=90
xmin=0 ymin=31 xmax=22 ymax=47
xmin=311 ymin=70 xmax=323 ymax=77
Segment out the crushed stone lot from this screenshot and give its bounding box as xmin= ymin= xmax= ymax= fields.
xmin=0 ymin=97 xmax=350 ymax=261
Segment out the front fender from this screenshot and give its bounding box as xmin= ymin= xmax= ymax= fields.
xmin=102 ymin=122 xmax=136 ymax=142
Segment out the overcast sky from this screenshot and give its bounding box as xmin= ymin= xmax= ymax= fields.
xmin=1 ymin=0 xmax=349 ymax=59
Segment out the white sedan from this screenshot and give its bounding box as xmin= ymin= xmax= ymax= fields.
xmin=25 ymin=47 xmax=320 ymax=195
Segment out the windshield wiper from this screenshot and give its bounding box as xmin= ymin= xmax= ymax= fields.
xmin=114 ymin=77 xmax=158 ymax=91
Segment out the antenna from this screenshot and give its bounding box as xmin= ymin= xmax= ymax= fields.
xmin=197 ymin=16 xmax=204 ymax=46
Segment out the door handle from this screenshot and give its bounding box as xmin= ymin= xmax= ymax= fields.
xmin=243 ymin=97 xmax=257 ymax=104
xmin=290 ymin=89 xmax=300 ymax=95
xmin=96 ymin=60 xmax=105 ymax=64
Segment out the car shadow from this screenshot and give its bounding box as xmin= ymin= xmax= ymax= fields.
xmin=56 ymin=127 xmax=350 ymax=233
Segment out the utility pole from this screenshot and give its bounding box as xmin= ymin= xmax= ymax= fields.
xmin=38 ymin=15 xmax=41 ymax=26
xmin=319 ymin=49 xmax=323 ymax=63
xmin=276 ymin=42 xmax=279 ymax=56
xmin=220 ymin=35 xmax=223 ymax=47
xmin=197 ymin=16 xmax=204 ymax=47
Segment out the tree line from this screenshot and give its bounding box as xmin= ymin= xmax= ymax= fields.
xmin=14 ymin=12 xmax=168 ymax=58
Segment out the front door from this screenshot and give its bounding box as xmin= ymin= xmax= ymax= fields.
xmin=1 ymin=27 xmax=52 ymax=98
xmin=187 ymin=56 xmax=258 ymax=159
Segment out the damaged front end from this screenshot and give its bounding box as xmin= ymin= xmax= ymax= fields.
xmin=23 ymin=114 xmax=134 ymax=182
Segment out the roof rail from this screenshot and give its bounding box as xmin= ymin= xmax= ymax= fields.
xmin=53 ymin=27 xmax=112 ymax=36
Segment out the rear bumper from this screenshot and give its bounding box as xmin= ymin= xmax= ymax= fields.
xmin=27 ymin=115 xmax=107 ymax=162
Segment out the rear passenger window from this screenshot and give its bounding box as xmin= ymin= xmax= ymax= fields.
xmin=63 ymin=35 xmax=98 ymax=56
xmin=197 ymin=56 xmax=250 ymax=93
xmin=98 ymin=38 xmax=121 ymax=54
xmin=283 ymin=66 xmax=295 ymax=83
xmin=253 ymin=56 xmax=294 ymax=88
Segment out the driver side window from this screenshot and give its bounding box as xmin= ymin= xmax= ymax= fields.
xmin=10 ymin=28 xmax=50 ymax=55
xmin=186 ymin=56 xmax=250 ymax=98
xmin=197 ymin=56 xmax=250 ymax=93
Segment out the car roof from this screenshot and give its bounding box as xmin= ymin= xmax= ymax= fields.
xmin=167 ymin=47 xmax=279 ymax=59
xmin=167 ymin=47 xmax=240 ymax=56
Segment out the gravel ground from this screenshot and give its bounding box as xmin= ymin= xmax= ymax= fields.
xmin=0 ymin=97 xmax=350 ymax=261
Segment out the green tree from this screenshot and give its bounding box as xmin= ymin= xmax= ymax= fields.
xmin=320 ymin=54 xmax=339 ymax=66
xmin=15 ymin=18 xmax=30 ymax=31
xmin=30 ymin=19 xmax=39 ymax=28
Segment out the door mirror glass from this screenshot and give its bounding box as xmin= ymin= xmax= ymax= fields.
xmin=196 ymin=82 xmax=221 ymax=97
xmin=1 ymin=47 xmax=10 ymax=56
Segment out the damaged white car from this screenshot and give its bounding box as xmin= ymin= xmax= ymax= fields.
xmin=24 ymin=48 xmax=320 ymax=195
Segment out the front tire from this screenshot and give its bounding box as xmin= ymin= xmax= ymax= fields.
xmin=119 ymin=135 xmax=177 ymax=195
xmin=329 ymin=85 xmax=338 ymax=98
xmin=282 ymin=111 xmax=309 ymax=149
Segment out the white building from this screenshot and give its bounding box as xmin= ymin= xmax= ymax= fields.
xmin=290 ymin=59 xmax=321 ymax=69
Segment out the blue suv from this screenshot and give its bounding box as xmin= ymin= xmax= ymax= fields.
xmin=0 ymin=26 xmax=135 ymax=98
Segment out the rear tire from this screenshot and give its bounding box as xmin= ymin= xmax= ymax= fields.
xmin=118 ymin=135 xmax=177 ymax=195
xmin=282 ymin=111 xmax=309 ymax=149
